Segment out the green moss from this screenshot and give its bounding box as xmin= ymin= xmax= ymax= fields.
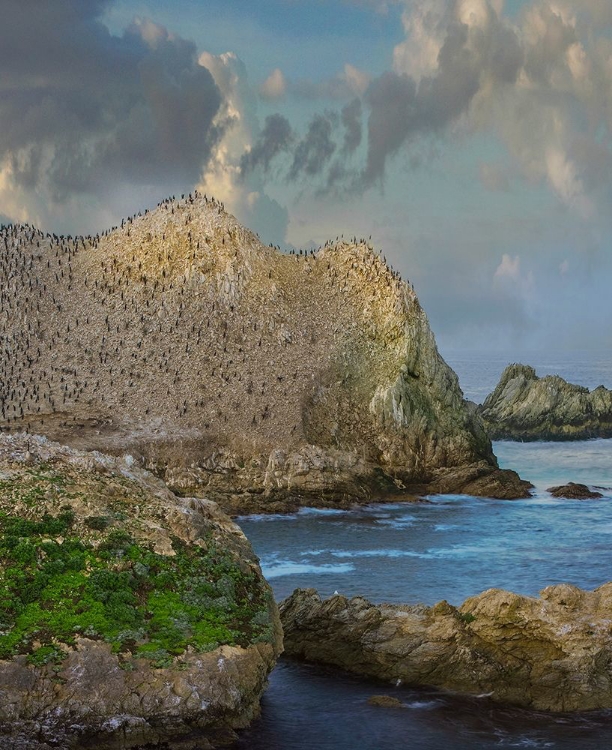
xmin=0 ymin=511 xmax=272 ymax=666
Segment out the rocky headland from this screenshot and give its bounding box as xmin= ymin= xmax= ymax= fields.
xmin=0 ymin=433 xmax=281 ymax=749
xmin=280 ymin=586 xmax=612 ymax=712
xmin=0 ymin=194 xmax=529 ymax=511
xmin=479 ymin=364 xmax=612 ymax=441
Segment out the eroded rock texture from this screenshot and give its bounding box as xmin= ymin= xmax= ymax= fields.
xmin=281 ymin=585 xmax=612 ymax=712
xmin=480 ymin=364 xmax=612 ymax=441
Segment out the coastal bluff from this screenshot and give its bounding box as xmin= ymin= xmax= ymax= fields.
xmin=0 ymin=194 xmax=529 ymax=511
xmin=479 ymin=364 xmax=612 ymax=441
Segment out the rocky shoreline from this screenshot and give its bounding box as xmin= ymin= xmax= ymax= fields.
xmin=280 ymin=585 xmax=612 ymax=712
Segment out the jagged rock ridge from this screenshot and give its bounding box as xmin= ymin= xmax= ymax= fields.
xmin=0 ymin=193 xmax=528 ymax=511
xmin=479 ymin=364 xmax=612 ymax=441
xmin=281 ymin=585 xmax=612 ymax=712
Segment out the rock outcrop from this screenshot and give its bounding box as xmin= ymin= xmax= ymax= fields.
xmin=479 ymin=364 xmax=612 ymax=441
xmin=280 ymin=586 xmax=612 ymax=712
xmin=547 ymin=482 xmax=604 ymax=499
xmin=0 ymin=194 xmax=529 ymax=510
xmin=0 ymin=433 xmax=281 ymax=749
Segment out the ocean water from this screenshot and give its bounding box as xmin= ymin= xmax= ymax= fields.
xmin=232 ymin=351 xmax=612 ymax=750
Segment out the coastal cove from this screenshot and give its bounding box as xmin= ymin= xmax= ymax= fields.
xmin=235 ymin=351 xmax=612 ymax=749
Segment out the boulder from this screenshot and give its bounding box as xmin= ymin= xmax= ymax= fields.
xmin=547 ymin=482 xmax=604 ymax=499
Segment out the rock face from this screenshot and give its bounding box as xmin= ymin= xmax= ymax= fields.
xmin=0 ymin=433 xmax=282 ymax=749
xmin=0 ymin=193 xmax=529 ymax=511
xmin=280 ymin=586 xmax=612 ymax=712
xmin=547 ymin=482 xmax=604 ymax=499
xmin=479 ymin=364 xmax=612 ymax=441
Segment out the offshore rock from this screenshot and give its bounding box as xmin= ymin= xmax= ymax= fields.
xmin=280 ymin=586 xmax=612 ymax=712
xmin=479 ymin=364 xmax=612 ymax=441
xmin=0 ymin=194 xmax=526 ymax=510
xmin=547 ymin=482 xmax=604 ymax=499
xmin=0 ymin=433 xmax=281 ymax=749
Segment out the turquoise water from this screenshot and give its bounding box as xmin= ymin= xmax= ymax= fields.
xmin=234 ymin=351 xmax=612 ymax=750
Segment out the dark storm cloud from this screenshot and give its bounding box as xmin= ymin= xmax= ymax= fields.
xmin=240 ymin=114 xmax=294 ymax=176
xmin=362 ymin=23 xmax=481 ymax=185
xmin=341 ymin=98 xmax=362 ymax=153
xmin=288 ymin=113 xmax=337 ymax=180
xmin=361 ymin=14 xmax=523 ymax=186
xmin=0 ymin=0 xmax=224 ymax=201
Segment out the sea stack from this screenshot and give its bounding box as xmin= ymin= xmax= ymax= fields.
xmin=479 ymin=364 xmax=612 ymax=441
xmin=0 ymin=194 xmax=530 ymax=511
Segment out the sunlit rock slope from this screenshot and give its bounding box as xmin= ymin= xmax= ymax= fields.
xmin=0 ymin=193 xmax=530 ymax=511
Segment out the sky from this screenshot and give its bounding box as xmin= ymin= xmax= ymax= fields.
xmin=2 ymin=0 xmax=612 ymax=354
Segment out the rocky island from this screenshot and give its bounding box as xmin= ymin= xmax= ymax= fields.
xmin=479 ymin=364 xmax=612 ymax=441
xmin=281 ymin=585 xmax=612 ymax=712
xmin=0 ymin=194 xmax=530 ymax=511
xmin=0 ymin=433 xmax=281 ymax=749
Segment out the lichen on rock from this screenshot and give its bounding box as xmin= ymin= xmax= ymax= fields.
xmin=0 ymin=433 xmax=282 ymax=749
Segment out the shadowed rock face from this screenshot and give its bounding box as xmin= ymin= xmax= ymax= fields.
xmin=547 ymin=482 xmax=604 ymax=499
xmin=280 ymin=585 xmax=612 ymax=712
xmin=0 ymin=193 xmax=529 ymax=510
xmin=479 ymin=364 xmax=612 ymax=441
xmin=0 ymin=433 xmax=282 ymax=749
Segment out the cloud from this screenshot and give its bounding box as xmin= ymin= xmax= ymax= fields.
xmin=545 ymin=146 xmax=593 ymax=218
xmin=341 ymin=98 xmax=363 ymax=153
xmin=348 ymin=0 xmax=612 ymax=218
xmin=340 ymin=0 xmax=402 ymax=12
xmin=240 ymin=114 xmax=294 ymax=176
xmin=260 ymin=68 xmax=287 ymax=100
xmin=288 ymin=114 xmax=337 ymax=180
xmin=479 ymin=162 xmax=510 ymax=191
xmin=0 ymin=0 xmax=224 ymax=225
xmin=273 ymin=64 xmax=370 ymax=101
xmin=494 ymin=253 xmax=535 ymax=295
xmin=197 ymin=52 xmax=290 ymax=247
xmin=494 ymin=253 xmax=521 ymax=281
xmin=362 ymin=19 xmax=484 ymax=185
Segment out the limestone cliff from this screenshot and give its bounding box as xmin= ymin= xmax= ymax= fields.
xmin=0 ymin=194 xmax=528 ymax=510
xmin=281 ymin=585 xmax=612 ymax=712
xmin=480 ymin=364 xmax=612 ymax=441
xmin=0 ymin=433 xmax=281 ymax=749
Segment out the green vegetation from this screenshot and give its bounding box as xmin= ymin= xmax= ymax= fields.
xmin=458 ymin=612 xmax=476 ymax=624
xmin=0 ymin=505 xmax=273 ymax=668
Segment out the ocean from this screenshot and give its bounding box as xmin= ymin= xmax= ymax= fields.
xmin=233 ymin=350 xmax=612 ymax=750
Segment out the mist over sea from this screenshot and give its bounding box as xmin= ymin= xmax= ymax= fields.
xmin=234 ymin=350 xmax=612 ymax=750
